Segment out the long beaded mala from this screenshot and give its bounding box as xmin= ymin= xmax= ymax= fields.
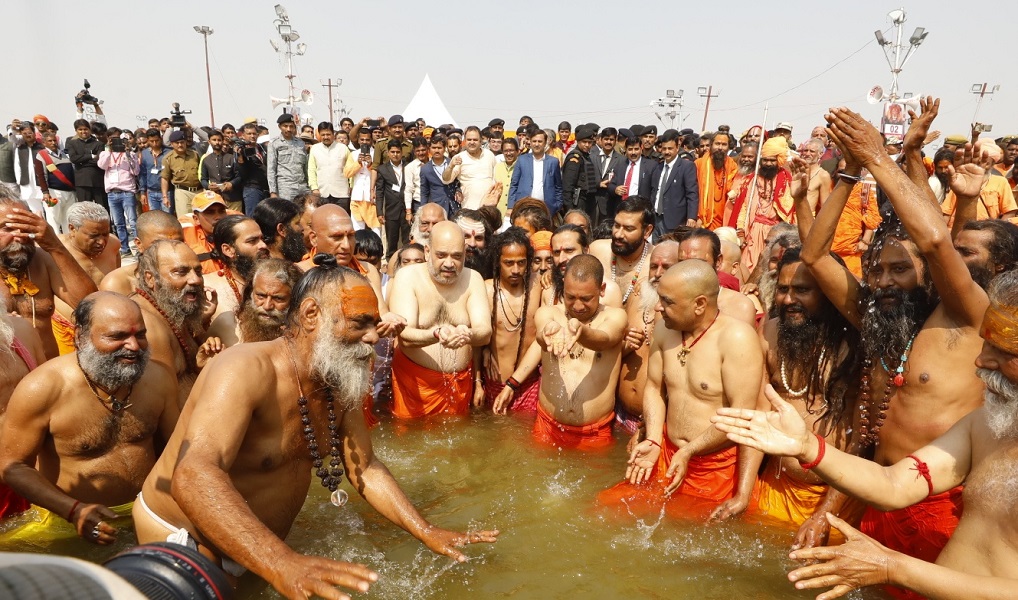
xmin=286 ymin=341 xmax=348 ymax=507
xmin=857 ymin=332 xmax=917 ymax=447
xmin=780 ymin=348 xmax=827 ymax=399
xmin=133 ymin=287 xmax=197 ymax=372
xmin=219 ymin=268 xmax=243 ymax=306
xmin=495 ymin=283 xmax=523 ymax=332
xmin=611 ymin=242 xmax=650 ymax=305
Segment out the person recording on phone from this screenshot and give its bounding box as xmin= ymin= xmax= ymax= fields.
xmin=199 ymin=130 xmax=242 ymax=212
xmin=344 ymin=127 xmax=380 ymax=235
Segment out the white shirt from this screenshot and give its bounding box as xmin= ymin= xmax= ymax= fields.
xmin=656 ymin=156 xmax=677 ymax=212
xmin=624 ymin=159 xmax=641 ymax=197
xmin=531 ymin=155 xmax=546 ymax=200
xmin=308 ymin=141 xmax=351 ymax=198
xmin=349 ymin=148 xmax=374 ymax=202
xmin=404 ymin=158 xmax=424 ymax=209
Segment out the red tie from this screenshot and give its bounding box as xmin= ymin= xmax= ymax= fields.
xmin=623 ymin=161 xmax=635 ymax=198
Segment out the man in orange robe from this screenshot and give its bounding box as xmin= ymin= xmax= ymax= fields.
xmin=695 ymin=132 xmax=738 ymax=230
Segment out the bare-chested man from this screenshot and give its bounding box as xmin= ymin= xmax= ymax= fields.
xmin=796 ymin=137 xmax=833 ymax=213
xmin=204 ymin=258 xmax=302 ymax=349
xmin=204 ymin=215 xmax=269 ymax=323
xmin=50 ymin=202 xmax=122 ymax=355
xmin=542 ymin=224 xmax=623 ymax=307
xmin=483 ymin=227 xmax=541 ymax=413
xmin=713 ymin=268 xmax=1018 ymax=600
xmin=498 ymin=255 xmax=627 ymax=449
xmin=0 ymin=293 xmax=177 ymax=546
xmin=132 ymin=240 xmax=214 ymax=408
xmin=617 ymin=241 xmax=679 ymax=433
xmin=134 ymin=260 xmax=497 ymax=598
xmin=388 ymin=221 xmax=492 ymax=418
xmin=0 ymin=312 xmax=45 ymax=520
xmin=0 ymin=195 xmax=98 ymax=358
xmin=799 ymin=101 xmax=988 ymax=578
xmin=100 ymin=209 xmax=185 ymax=296
xmin=600 ymin=260 xmax=763 ymax=521
xmin=589 ymin=198 xmax=655 ymax=307
xmin=676 ymin=228 xmax=758 ymax=325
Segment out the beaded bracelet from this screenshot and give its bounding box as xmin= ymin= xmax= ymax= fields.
xmin=798 ymin=433 xmax=826 ymax=470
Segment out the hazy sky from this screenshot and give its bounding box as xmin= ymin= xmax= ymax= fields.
xmin=6 ymin=0 xmax=1015 ymax=141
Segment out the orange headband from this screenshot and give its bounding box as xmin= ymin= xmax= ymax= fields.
xmin=981 ymin=302 xmax=1018 ymax=356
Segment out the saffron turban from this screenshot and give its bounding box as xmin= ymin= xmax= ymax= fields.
xmin=530 ymin=231 xmax=553 ymax=252
xmin=761 ymin=137 xmax=789 ymax=167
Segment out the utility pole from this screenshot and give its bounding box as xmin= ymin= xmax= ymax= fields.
xmin=872 ymin=9 xmax=928 ymax=103
xmin=650 ymin=90 xmax=684 ymax=130
xmin=970 ymin=82 xmax=1000 ymax=134
xmin=698 ymin=86 xmax=719 ymax=131
xmin=193 ymin=26 xmax=215 ymax=126
xmin=321 ymin=78 xmax=342 ymax=125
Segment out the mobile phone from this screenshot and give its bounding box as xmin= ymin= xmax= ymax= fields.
xmin=366 ymin=119 xmax=381 ymax=128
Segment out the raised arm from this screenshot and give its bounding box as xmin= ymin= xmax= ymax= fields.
xmin=827 ymin=103 xmax=988 ymax=328
xmin=949 ymin=144 xmax=995 ymax=239
xmin=900 ymin=98 xmax=941 ymax=207
xmin=4 ymin=207 xmax=97 ymax=307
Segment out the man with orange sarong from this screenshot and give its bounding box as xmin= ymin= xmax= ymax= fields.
xmin=600 ymin=260 xmax=762 ymax=520
xmin=502 ymin=254 xmax=626 ymax=449
xmin=695 ymin=131 xmax=738 ymax=230
xmin=388 ymin=221 xmax=491 ymax=418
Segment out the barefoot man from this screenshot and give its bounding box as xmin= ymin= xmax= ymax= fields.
xmin=100 ymin=209 xmax=184 ymax=296
xmin=600 ymin=260 xmax=763 ymax=520
xmin=497 ymin=255 xmax=627 ymax=449
xmin=52 ymin=202 xmax=120 ymax=354
xmin=0 ymin=293 xmax=177 ymax=546
xmin=713 ymin=268 xmax=1018 ymax=600
xmin=388 ymin=221 xmax=492 ymax=418
xmin=134 ymin=258 xmax=497 ymax=598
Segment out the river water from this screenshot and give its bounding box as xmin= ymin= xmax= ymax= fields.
xmin=1 ymin=411 xmax=886 ymax=599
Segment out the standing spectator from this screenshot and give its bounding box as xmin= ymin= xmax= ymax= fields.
xmin=161 ymin=130 xmax=202 ymax=218
xmin=562 ymin=124 xmax=598 ymax=216
xmin=0 ymin=130 xmax=17 ymax=195
xmin=13 ymin=123 xmax=44 ymax=213
xmin=442 ymin=126 xmax=496 ymax=209
xmin=372 ymin=115 xmax=412 ymax=167
xmin=375 ymin=140 xmax=409 ymax=260
xmin=34 ymin=131 xmax=76 ymax=233
xmin=266 ymin=114 xmax=309 ymax=201
xmin=307 ymin=121 xmax=351 ymax=211
xmin=138 ymin=128 xmax=171 ymax=212
xmin=344 ymin=127 xmax=378 ymax=234
xmin=66 ymin=118 xmax=107 ymax=210
xmin=236 ymin=122 xmax=269 ymax=214
xmin=652 ymin=129 xmax=700 ymax=239
xmin=200 ymin=130 xmax=242 ymax=212
xmin=98 ymin=134 xmax=141 ymax=257
xmin=403 ymin=137 xmax=429 ymax=214
xmin=509 ymin=129 xmax=563 ymax=216
xmin=591 ymin=127 xmax=624 ymax=222
xmin=420 ymin=134 xmax=458 ymax=214
xmin=494 ymin=137 xmax=520 ymax=216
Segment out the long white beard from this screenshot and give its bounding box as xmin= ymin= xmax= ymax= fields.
xmin=978 ymin=367 xmax=1018 ymax=440
xmin=310 ymin=331 xmax=375 ymax=410
xmin=638 ymin=279 xmax=660 ymax=316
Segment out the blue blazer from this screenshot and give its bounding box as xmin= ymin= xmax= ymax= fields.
xmin=509 ymin=154 xmax=563 ymax=215
xmin=420 ymin=161 xmax=458 ymax=213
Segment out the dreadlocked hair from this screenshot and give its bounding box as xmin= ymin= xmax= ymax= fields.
xmin=488 ymin=226 xmax=535 ymax=367
xmin=775 ymin=248 xmax=861 ymax=436
xmin=858 ymin=215 xmax=938 ymax=310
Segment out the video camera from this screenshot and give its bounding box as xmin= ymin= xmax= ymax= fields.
xmin=169 ymin=102 xmax=192 ymax=129
xmin=75 ymin=79 xmax=101 ymax=105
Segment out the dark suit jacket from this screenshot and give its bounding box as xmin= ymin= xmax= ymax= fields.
xmin=419 ymin=160 xmax=458 ymax=213
xmin=374 ymin=161 xmax=405 ymax=218
xmin=655 ymin=158 xmax=699 ymax=229
xmin=611 ymin=157 xmax=659 ymax=203
xmin=508 ymin=153 xmax=563 ymax=215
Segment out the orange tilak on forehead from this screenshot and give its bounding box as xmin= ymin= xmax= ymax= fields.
xmin=340 ymin=283 xmax=379 ymax=320
xmin=981 ymin=302 xmax=1018 ymax=356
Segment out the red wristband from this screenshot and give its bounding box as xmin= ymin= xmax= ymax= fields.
xmin=798 ymin=433 xmax=826 ymax=471
xmin=505 ymin=376 xmax=521 ymax=392
xmin=67 ymin=500 xmax=81 ymax=523
xmin=645 ymin=439 xmax=661 ymax=449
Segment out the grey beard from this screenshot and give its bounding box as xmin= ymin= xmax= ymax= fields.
xmin=638 ymin=279 xmax=660 ymax=316
xmin=758 ymin=270 xmax=777 ymax=317
xmin=978 ymin=368 xmax=1018 ymax=439
xmin=738 ymin=164 xmax=754 ymax=176
xmin=150 ymin=280 xmax=204 ymax=333
xmin=77 ymin=337 xmax=150 ymax=389
xmin=310 ymin=330 xmax=375 ymax=410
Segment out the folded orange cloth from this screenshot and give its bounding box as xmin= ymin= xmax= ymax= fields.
xmin=531 ymin=402 xmax=614 ymax=450
xmin=51 ymin=312 xmax=75 ymax=356
xmin=390 ymin=346 xmax=472 ymax=419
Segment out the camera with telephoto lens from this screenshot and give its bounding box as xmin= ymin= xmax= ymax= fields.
xmin=75 ymin=79 xmax=101 ymax=105
xmin=110 ymin=137 xmax=126 ymax=153
xmin=169 ymin=102 xmax=192 ymax=129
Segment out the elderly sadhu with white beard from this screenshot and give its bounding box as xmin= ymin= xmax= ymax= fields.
xmin=713 ymin=267 xmax=1018 ymax=600
xmin=133 ymin=254 xmax=498 ymax=599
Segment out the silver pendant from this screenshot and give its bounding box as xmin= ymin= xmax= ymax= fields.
xmin=330 ymin=489 xmax=349 ymax=507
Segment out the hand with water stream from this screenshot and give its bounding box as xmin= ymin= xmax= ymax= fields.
xmin=435 ymin=324 xmax=471 ymax=349
xmin=377 ymin=312 xmax=407 ymax=338
xmin=786 ymin=513 xmax=895 ymax=600
xmin=625 ymin=440 xmax=661 ymax=485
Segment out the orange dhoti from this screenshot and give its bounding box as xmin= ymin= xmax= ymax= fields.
xmin=51 ymin=312 xmax=75 ymax=355
xmin=532 ymin=403 xmax=614 ymax=450
xmin=598 ymin=433 xmax=737 ymax=520
xmin=483 ymin=371 xmax=540 ymax=413
xmin=749 ymin=460 xmax=865 ymax=544
xmin=860 ymin=485 xmax=963 ymax=600
xmin=389 ymin=346 xmax=472 ymax=419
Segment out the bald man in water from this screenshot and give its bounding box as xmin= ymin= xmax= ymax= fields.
xmin=601 ymin=260 xmax=763 ymax=521
xmin=676 ymin=228 xmax=757 ymax=325
xmin=388 ymin=221 xmax=492 ymax=418
xmin=100 ymin=210 xmax=185 ymax=296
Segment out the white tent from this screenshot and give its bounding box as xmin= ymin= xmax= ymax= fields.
xmin=402 ymin=74 xmax=457 ymax=128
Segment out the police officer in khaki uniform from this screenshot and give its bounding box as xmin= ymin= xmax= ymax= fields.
xmin=372 ymin=114 xmax=413 ymax=167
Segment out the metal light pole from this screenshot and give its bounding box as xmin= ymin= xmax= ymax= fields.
xmin=270 ymin=5 xmax=307 ymax=113
xmin=193 ymin=25 xmax=215 ymax=126
xmin=872 ymin=9 xmax=928 ymax=103
xmin=970 ymin=83 xmax=1000 ymax=133
xmin=321 ymin=78 xmax=342 ymax=125
xmin=698 ymin=86 xmax=719 ymax=131
xmin=650 ymin=89 xmax=684 ymax=130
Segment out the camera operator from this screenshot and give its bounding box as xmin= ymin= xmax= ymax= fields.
xmin=138 ymin=129 xmax=171 ymax=213
xmin=74 ymin=84 xmax=106 ymax=126
xmin=199 ymin=130 xmax=241 ymax=212
xmin=98 ymin=128 xmax=140 ymax=257
xmin=66 ymin=118 xmax=108 ymax=210
xmin=235 ymin=122 xmax=269 ymax=214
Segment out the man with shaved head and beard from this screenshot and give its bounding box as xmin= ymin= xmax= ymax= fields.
xmin=409 ymin=201 xmax=447 ymax=244
xmin=388 ymin=221 xmax=492 ymax=418
xmin=132 ymin=240 xmax=212 ymax=408
xmin=0 ymin=292 xmax=177 ymax=546
xmin=135 ymin=257 xmax=498 ymax=596
xmin=713 ymin=267 xmax=1018 ymax=600
xmin=100 ymin=209 xmax=185 ymax=295
xmin=601 ymin=260 xmax=763 ymax=522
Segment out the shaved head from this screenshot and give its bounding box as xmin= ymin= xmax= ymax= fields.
xmin=310 ymin=204 xmax=352 ymax=234
xmin=663 ymin=259 xmax=720 ymax=301
xmin=309 ymin=204 xmax=356 ymax=265
xmin=651 ymin=240 xmax=679 ymax=263
xmin=428 ymin=221 xmax=466 ymax=252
